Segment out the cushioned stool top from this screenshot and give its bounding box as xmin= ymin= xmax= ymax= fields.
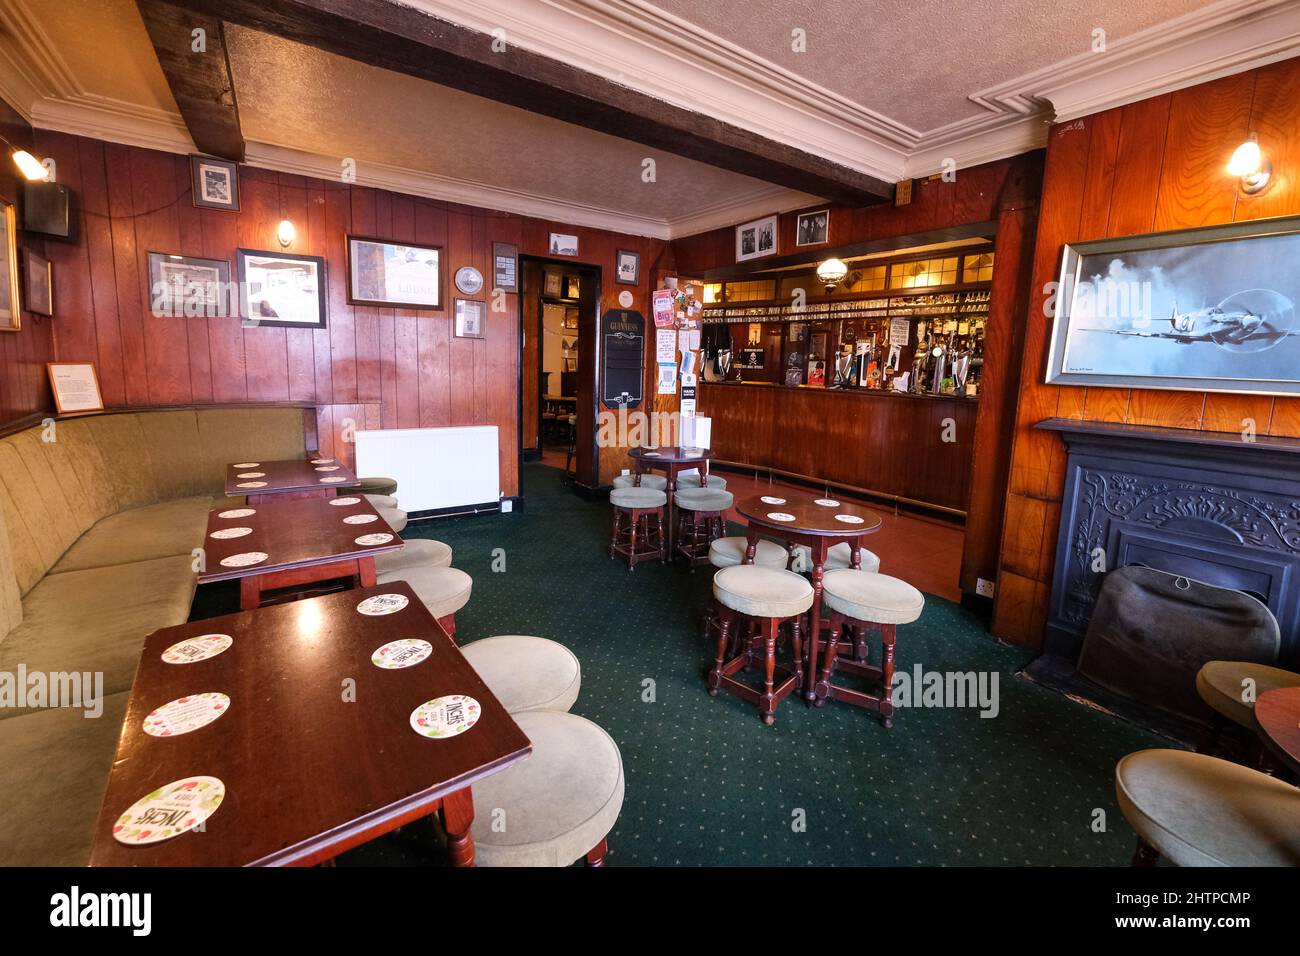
xmin=461 ymin=635 xmax=581 ymax=714
xmin=470 ymin=711 xmax=625 ymax=867
xmin=610 ymin=486 xmax=667 ymax=508
xmin=792 ymin=542 xmax=881 ymax=573
xmin=1115 ymin=749 xmax=1300 ymax=866
xmin=709 ymin=536 xmax=787 ymax=568
xmin=358 ymin=476 xmax=399 ymax=496
xmin=713 ymin=565 xmax=813 ymax=618
xmin=1196 ymin=661 xmax=1300 ymax=729
xmin=375 ymin=537 xmax=453 ymax=575
xmin=381 ymin=564 xmax=471 ymax=619
xmin=821 ymin=569 xmax=923 ymax=625
xmin=678 ymin=473 xmax=727 ymax=490
xmin=612 ymin=473 xmax=668 ymax=491
xmin=364 ymin=493 xmax=398 ymax=510
xmin=675 ymin=487 xmax=734 ymax=512
xmin=376 ymin=505 xmax=408 ymax=533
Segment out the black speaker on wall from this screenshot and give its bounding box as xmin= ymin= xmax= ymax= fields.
xmin=21 ymin=181 xmax=72 ymax=238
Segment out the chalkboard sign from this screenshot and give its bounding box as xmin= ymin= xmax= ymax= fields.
xmin=602 ymin=309 xmax=645 ymax=409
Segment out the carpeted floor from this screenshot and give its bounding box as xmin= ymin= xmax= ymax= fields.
xmin=332 ymin=462 xmax=1175 ymax=867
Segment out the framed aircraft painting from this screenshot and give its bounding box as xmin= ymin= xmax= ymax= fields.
xmin=1045 ymin=214 xmax=1300 ymax=396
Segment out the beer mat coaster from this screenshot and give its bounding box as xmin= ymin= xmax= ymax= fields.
xmin=343 ymin=514 xmax=378 ymax=524
xmin=835 ymin=514 xmax=865 ymax=524
xmin=236 ymin=481 xmax=267 ymax=489
xmin=410 ymin=695 xmax=481 ymax=738
xmin=113 ymin=776 xmax=225 ymax=846
xmin=760 ymin=496 xmax=786 ymax=505
xmin=319 ymin=476 xmax=348 ymax=483
xmin=357 ymin=593 xmax=409 ymax=616
xmin=767 ymin=512 xmax=796 ymax=522
xmin=235 ymin=471 xmax=265 ymax=478
xmin=143 ymin=693 xmax=230 ymax=737
xmin=217 ymin=508 xmax=256 ymax=519
xmin=372 ymin=639 xmax=433 ymax=669
xmin=315 ymin=466 xmax=340 ymax=472
xmin=330 ymin=497 xmax=361 ymax=506
xmin=814 ymin=498 xmax=841 ymax=507
xmin=355 ymin=533 xmax=394 ymax=546
xmin=209 ymin=527 xmax=252 ymax=539
xmin=310 ymin=458 xmax=335 ymax=464
xmin=641 ymin=451 xmax=661 ymax=457
xmin=162 ymin=634 xmax=232 ymax=665
xmin=232 ymin=462 xmax=259 ymax=469
xmin=219 ymin=551 xmax=268 ymax=568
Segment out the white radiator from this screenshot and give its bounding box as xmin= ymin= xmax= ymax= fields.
xmin=354 ymin=426 xmax=501 ymax=514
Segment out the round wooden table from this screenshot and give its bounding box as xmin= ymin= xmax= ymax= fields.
xmin=628 ymin=445 xmax=716 ymax=555
xmin=734 ymin=491 xmax=883 ymax=701
xmin=1254 ymin=686 xmax=1300 ymax=777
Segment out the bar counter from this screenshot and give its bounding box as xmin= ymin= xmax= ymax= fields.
xmin=697 ymin=381 xmax=977 ymax=515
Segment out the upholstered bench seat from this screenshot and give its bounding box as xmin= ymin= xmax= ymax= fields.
xmin=713 ymin=565 xmax=814 ymax=619
xmin=821 ymin=570 xmax=924 ymax=625
xmin=379 ymin=564 xmax=472 ymax=620
xmin=610 ymin=486 xmax=667 ymax=508
xmin=374 ymin=537 xmax=453 ymax=575
xmin=53 ymin=495 xmax=218 ymax=573
xmin=358 ymin=476 xmax=398 ymax=496
xmin=709 ymin=535 xmax=788 ymax=568
xmin=1116 ymin=749 xmax=1300 ymax=866
xmin=612 ymin=473 xmax=667 ymax=491
xmin=1196 ymin=661 xmax=1300 ymax=729
xmin=470 ymin=710 xmax=624 ymax=867
xmin=461 ymin=635 xmax=581 ymax=714
xmin=675 ymin=486 xmax=733 ymax=511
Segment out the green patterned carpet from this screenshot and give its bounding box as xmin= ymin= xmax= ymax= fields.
xmin=340 ymin=462 xmax=1172 ymax=867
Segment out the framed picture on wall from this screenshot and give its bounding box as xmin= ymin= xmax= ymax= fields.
xmin=492 ymin=241 xmax=519 ymax=293
xmin=1045 ymin=215 xmax=1300 ymax=396
xmin=0 ymin=200 xmax=20 ymax=332
xmin=549 ymin=233 xmax=579 ymax=257
xmin=796 ymin=209 xmax=829 ymax=246
xmin=564 ymin=275 xmax=581 ymax=299
xmin=736 ymin=213 xmax=778 ymax=263
xmin=190 ymin=155 xmax=240 ymax=211
xmin=47 ymin=362 xmax=104 ymax=415
xmin=238 ymin=249 xmax=327 ymax=329
xmin=21 ymin=248 xmax=52 ymax=316
xmin=346 ymin=235 xmax=442 ymax=308
xmin=147 ymin=252 xmax=231 ymax=318
xmin=615 ymin=249 xmax=640 ymax=285
xmin=454 ymin=298 xmax=486 ymax=338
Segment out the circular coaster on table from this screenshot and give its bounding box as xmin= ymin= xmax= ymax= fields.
xmin=760 ymin=495 xmax=786 ymax=505
xmin=343 ymin=514 xmax=378 ymax=524
xmin=814 ymin=498 xmax=841 ymax=507
xmin=319 ymin=477 xmax=348 ymax=483
xmin=209 ymin=527 xmax=252 ymax=540
xmin=330 ymin=497 xmax=361 ymax=506
xmin=236 ymin=481 xmax=267 ymax=489
xmin=232 ymin=462 xmax=259 ymax=469
xmin=112 ymin=776 xmax=225 ymax=845
xmin=143 ymin=693 xmax=230 ymax=737
xmin=355 ymin=533 xmax=395 ymax=546
xmin=371 ymin=638 xmax=433 ymax=669
xmin=219 ymin=552 xmax=268 ymax=568
xmin=410 ymin=695 xmax=481 ymax=738
xmin=767 ymin=512 xmax=796 ymax=522
xmin=236 ymin=472 xmax=265 ymax=479
xmin=315 ymin=466 xmax=340 ymax=472
xmin=835 ymin=514 xmax=865 ymax=524
xmin=217 ymin=508 xmax=256 ymax=519
xmin=311 ymin=458 xmax=335 ymax=465
xmin=162 ymin=634 xmax=232 ymax=665
xmin=357 ymin=593 xmax=409 ymax=616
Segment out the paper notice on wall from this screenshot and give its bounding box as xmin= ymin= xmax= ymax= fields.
xmin=687 ymin=329 xmax=701 ymax=351
xmin=889 ymin=319 xmax=910 ymax=347
xmin=657 ymin=363 xmax=677 ymax=394
xmin=652 ymin=289 xmax=675 ymax=327
xmin=679 ymin=348 xmax=697 ymax=381
xmin=656 ymin=327 xmax=676 ymax=363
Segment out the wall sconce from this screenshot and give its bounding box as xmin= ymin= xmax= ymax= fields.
xmin=816 ymin=257 xmax=848 ymax=294
xmin=277 ymin=219 xmax=296 ymax=247
xmin=1228 ymin=133 xmax=1271 ymax=194
xmin=3 ymin=142 xmax=47 ymax=181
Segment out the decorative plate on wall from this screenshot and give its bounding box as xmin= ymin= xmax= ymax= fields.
xmin=454 ymin=266 xmax=484 ymax=295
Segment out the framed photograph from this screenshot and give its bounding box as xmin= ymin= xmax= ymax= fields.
xmin=454 ymin=297 xmax=486 ymax=339
xmin=0 ymin=200 xmax=20 ymax=332
xmin=562 ymin=311 xmax=578 ymax=331
xmin=492 ymin=241 xmax=518 ymax=293
xmin=237 ymin=249 xmax=327 ymax=329
xmin=190 ymin=155 xmax=239 ymax=211
xmin=1045 ymin=214 xmax=1300 ymax=396
xmin=796 ymin=209 xmax=829 ymax=246
xmin=615 ymin=248 xmax=640 ymax=285
xmin=346 ymin=235 xmax=441 ymax=309
xmin=564 ymin=275 xmax=581 ymax=299
xmin=47 ymin=362 xmax=104 ymax=415
xmin=549 ymin=233 xmax=579 ymax=257
xmin=544 ymin=270 xmax=562 ymax=297
xmin=147 ymin=252 xmax=231 ymax=318
xmin=22 ymin=247 xmax=51 ymax=316
xmin=736 ymin=214 xmax=778 ymax=263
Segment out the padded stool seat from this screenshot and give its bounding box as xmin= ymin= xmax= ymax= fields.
xmin=1116 ymin=749 xmax=1300 ymax=866
xmin=709 ymin=536 xmax=787 ymax=568
xmin=610 ymin=486 xmax=668 ymax=509
xmin=461 ymin=636 xmax=581 ymax=714
xmin=675 ymin=487 xmax=733 ymax=511
xmin=374 ymin=537 xmax=452 ymax=575
xmin=677 ymin=473 xmax=727 ymax=491
xmin=470 ymin=711 xmax=625 ymax=867
xmin=821 ymin=570 xmax=923 ymax=625
xmin=713 ymin=565 xmax=813 ymax=619
xmin=365 ymin=493 xmax=398 ymax=510
xmin=358 ymin=476 xmax=398 ymax=496
xmin=792 ymin=542 xmax=881 ymax=573
xmin=1196 ymin=661 xmax=1300 ymax=729
xmin=380 ymin=565 xmax=471 ymax=633
xmin=377 ymin=506 xmax=408 ymax=533
xmin=612 ymin=473 xmax=667 ymax=491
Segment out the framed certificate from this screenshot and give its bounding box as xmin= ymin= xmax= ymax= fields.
xmin=47 ymin=362 xmax=104 ymax=415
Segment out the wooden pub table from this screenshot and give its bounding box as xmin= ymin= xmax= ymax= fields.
xmin=734 ymin=491 xmax=883 ymax=701
xmin=1254 ymin=686 xmax=1300 ymax=778
xmin=88 ymin=581 xmax=531 ymax=867
xmin=225 ymin=456 xmax=359 ymax=504
xmin=628 ymin=444 xmax=716 ymax=554
xmin=200 ymin=494 xmax=403 ymax=610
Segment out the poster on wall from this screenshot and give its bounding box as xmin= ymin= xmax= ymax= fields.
xmin=347 ymin=236 xmax=442 ymax=308
xmin=657 ymin=364 xmax=677 ymax=394
xmin=651 ymin=289 xmax=674 ymax=327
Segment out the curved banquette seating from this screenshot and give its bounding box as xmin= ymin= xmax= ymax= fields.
xmin=0 ymin=406 xmax=309 ymax=866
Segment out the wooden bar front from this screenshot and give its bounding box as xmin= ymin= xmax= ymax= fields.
xmin=698 ymin=382 xmax=977 ymax=514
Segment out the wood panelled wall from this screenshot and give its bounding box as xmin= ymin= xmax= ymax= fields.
xmin=0 ymin=99 xmax=55 ymax=427
xmin=993 ymin=56 xmax=1300 ymax=649
xmin=31 ymin=130 xmax=668 ymax=496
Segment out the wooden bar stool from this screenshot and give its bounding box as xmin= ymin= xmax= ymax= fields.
xmin=701 ymin=536 xmax=790 ymax=648
xmin=608 ymin=486 xmax=667 ymax=569
xmin=707 ymin=565 xmax=813 ymax=725
xmin=674 ymin=486 xmax=733 ymax=566
xmin=813 ymin=569 xmax=924 ymax=727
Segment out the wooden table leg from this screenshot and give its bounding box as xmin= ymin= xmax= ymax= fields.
xmin=441 ymin=785 xmax=475 ymax=867
xmin=664 ymin=466 xmax=678 ymax=557
xmin=744 ymin=525 xmax=760 ymax=564
xmin=357 ymin=556 xmax=377 ymax=588
xmin=239 ymin=575 xmax=262 ymax=611
xmin=804 ymin=541 xmax=829 ymax=702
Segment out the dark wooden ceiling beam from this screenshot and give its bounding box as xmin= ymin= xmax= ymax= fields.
xmin=158 ymin=0 xmax=893 ymax=205
xmin=137 ymin=0 xmax=245 ymax=161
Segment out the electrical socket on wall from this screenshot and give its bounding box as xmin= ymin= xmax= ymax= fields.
xmin=500 ymin=499 xmax=513 ymax=513
xmin=975 ymin=577 xmax=995 ymax=598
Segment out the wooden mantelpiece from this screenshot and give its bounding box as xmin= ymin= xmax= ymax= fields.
xmin=1037 ymin=417 xmax=1300 ymax=457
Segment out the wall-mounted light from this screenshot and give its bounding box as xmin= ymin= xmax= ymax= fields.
xmin=11 ymin=148 xmax=47 ymax=181
xmin=277 ymin=219 xmax=296 ymax=247
xmin=1228 ymin=133 xmax=1271 ymax=194
xmin=816 ymin=257 xmax=848 ymax=294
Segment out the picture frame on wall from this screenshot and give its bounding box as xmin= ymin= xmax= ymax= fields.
xmin=615 ymin=249 xmax=640 ymax=285
xmin=190 ymin=155 xmax=240 ymax=211
xmin=795 ymin=209 xmax=829 ymax=246
xmin=147 ymin=252 xmax=231 ymax=318
xmin=492 ymin=241 xmax=519 ymax=293
xmin=544 ymin=270 xmax=562 ymax=297
xmin=47 ymin=362 xmax=104 ymax=415
xmin=1044 ymin=214 xmax=1300 ymax=396
xmin=0 ymin=199 xmax=20 ymax=332
xmin=549 ymin=233 xmax=579 ymax=257
xmin=736 ymin=214 xmax=778 ymax=263
xmin=564 ymin=275 xmax=581 ymax=300
xmin=346 ymin=235 xmax=442 ymax=309
xmin=237 ymin=249 xmax=328 ymax=330
xmin=454 ymin=297 xmax=486 ymax=339
xmin=21 ymin=248 xmax=52 ymax=316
